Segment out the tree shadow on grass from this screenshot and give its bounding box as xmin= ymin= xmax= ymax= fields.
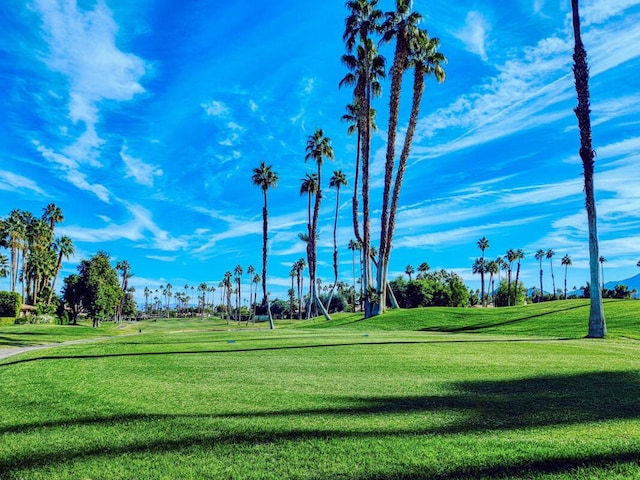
xmin=0 ymin=337 xmax=577 ymax=366
xmin=1 ymin=371 xmax=638 ymax=477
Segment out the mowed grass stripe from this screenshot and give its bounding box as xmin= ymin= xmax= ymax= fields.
xmin=0 ymin=300 xmax=638 ymax=479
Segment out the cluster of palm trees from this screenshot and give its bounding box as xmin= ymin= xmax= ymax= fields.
xmin=143 ymin=282 xmax=219 ymax=318
xmin=0 ymin=204 xmax=74 ymax=307
xmin=471 ymin=237 xmax=582 ymax=306
xmin=472 ymin=237 xmax=525 ymax=307
xmin=339 ymin=0 xmax=446 ymax=317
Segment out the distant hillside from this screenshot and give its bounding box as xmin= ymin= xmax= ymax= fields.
xmin=604 ymin=272 xmax=640 ymax=298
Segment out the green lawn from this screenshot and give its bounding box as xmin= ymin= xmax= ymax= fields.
xmin=0 ymin=300 xmax=638 ymax=479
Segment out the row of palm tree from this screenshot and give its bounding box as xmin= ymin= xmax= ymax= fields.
xmin=0 ymin=204 xmax=74 ymax=307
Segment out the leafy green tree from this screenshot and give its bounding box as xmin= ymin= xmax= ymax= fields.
xmin=571 ymin=0 xmax=605 ymax=337
xmin=494 ymin=279 xmax=527 ymax=307
xmin=251 ymin=161 xmax=278 ymax=329
xmin=76 ymin=251 xmax=123 ymax=327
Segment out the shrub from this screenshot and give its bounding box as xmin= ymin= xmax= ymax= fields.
xmin=0 ymin=316 xmax=17 ymax=325
xmin=0 ymin=291 xmax=22 ymax=318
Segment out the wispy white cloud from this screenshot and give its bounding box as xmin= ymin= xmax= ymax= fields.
xmin=581 ymin=0 xmax=640 ymax=26
xmin=0 ymin=170 xmax=49 ymax=197
xmin=146 ymin=255 xmax=178 ymax=262
xmin=453 ymin=11 xmax=491 ymax=61
xmin=120 ymin=145 xmax=163 ymax=187
xmin=201 ymin=100 xmax=229 ymax=117
xmin=31 ymin=0 xmax=147 ymax=200
xmin=58 ymin=203 xmax=187 ymax=251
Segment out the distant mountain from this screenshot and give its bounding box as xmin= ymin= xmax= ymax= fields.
xmin=565 ymin=273 xmax=640 ymax=299
xmin=604 ymin=273 xmax=640 ymax=298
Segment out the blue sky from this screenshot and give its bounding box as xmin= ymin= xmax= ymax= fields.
xmin=1 ymin=0 xmax=640 ymax=304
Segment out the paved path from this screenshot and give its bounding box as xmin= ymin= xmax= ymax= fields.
xmin=0 ymin=337 xmax=113 ymax=361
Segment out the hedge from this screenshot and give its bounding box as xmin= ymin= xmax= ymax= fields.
xmin=0 ymin=291 xmax=22 ymax=319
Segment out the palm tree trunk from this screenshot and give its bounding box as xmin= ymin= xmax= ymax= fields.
xmin=572 ymin=0 xmax=605 ymax=336
xmin=379 ymin=62 xmax=426 ymax=314
xmin=352 ymin=133 xmax=363 ymax=244
xmin=326 ymin=187 xmax=341 ymax=312
xmin=262 ymin=189 xmax=274 ymax=329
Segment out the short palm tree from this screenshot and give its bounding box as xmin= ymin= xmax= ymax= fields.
xmin=599 ymin=256 xmax=607 ymax=292
xmin=251 ymin=161 xmax=278 ymax=329
xmin=404 ymin=264 xmax=414 ymax=281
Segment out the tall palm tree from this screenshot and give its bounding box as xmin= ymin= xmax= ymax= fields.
xmin=546 ymin=249 xmax=556 ymax=299
xmin=1 ymin=210 xmax=26 ymax=293
xmin=300 ymin=173 xmax=319 ymax=232
xmin=47 ymin=235 xmax=74 ymax=305
xmin=293 ymin=258 xmax=306 ymax=319
xmin=599 ymin=256 xmax=607 ymax=292
xmin=378 ymin=1 xmax=422 ymax=301
xmin=535 ymin=249 xmax=546 ymax=302
xmin=472 ymin=257 xmax=487 ymax=305
xmin=340 ymin=101 xmax=379 ymax=246
xmin=115 ymin=260 xmax=132 ymax=322
xmin=505 ymin=249 xmax=518 ymax=306
xmin=327 ymin=170 xmax=348 ymax=309
xmin=198 ymin=282 xmax=208 ymax=317
xmin=477 ymin=237 xmax=490 ymax=306
xmin=514 ymin=249 xmax=525 ymax=299
xmin=222 ymin=272 xmax=232 ymax=324
xmin=486 ymin=260 xmax=499 ymax=304
xmin=561 ymin=254 xmax=572 ymax=300
xmin=404 ymin=264 xmax=414 ymax=281
xmin=144 ymin=287 xmax=151 ymax=315
xmin=247 ymin=265 xmax=255 ymax=321
xmin=376 ymin=5 xmax=446 ymax=315
xmin=252 ymin=161 xmax=278 ymax=329
xmin=571 ymin=0 xmax=605 ymax=337
xmin=305 ymin=129 xmax=334 ymax=320
xmin=347 ymin=240 xmax=360 ymax=310
xmin=234 ymin=264 xmax=243 ymax=321
xmin=343 ymin=0 xmax=384 ymax=318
